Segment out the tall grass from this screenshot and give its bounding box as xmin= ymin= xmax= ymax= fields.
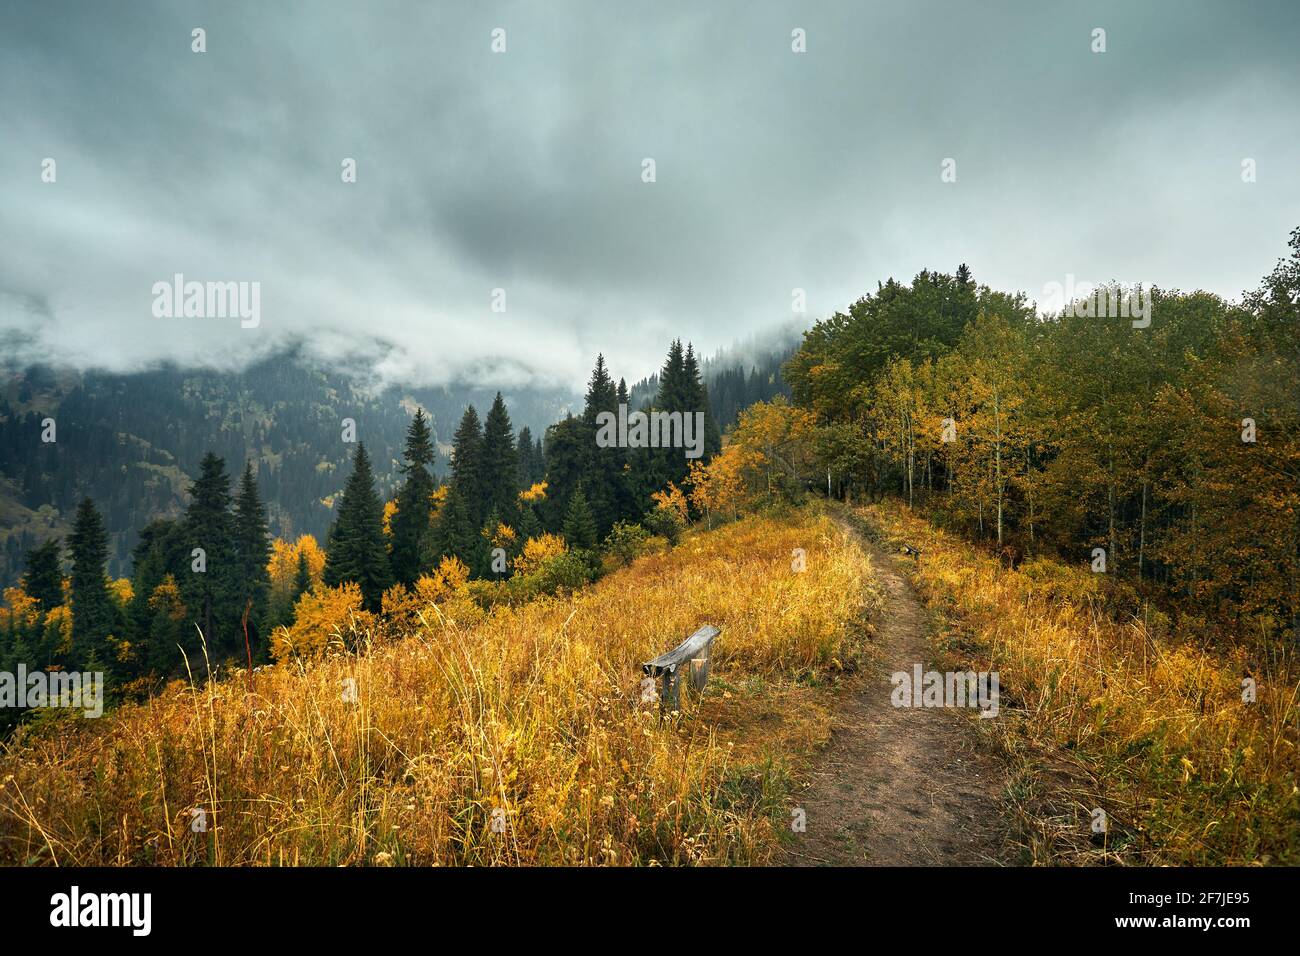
xmin=0 ymin=508 xmax=875 ymax=866
xmin=856 ymin=503 xmax=1300 ymax=865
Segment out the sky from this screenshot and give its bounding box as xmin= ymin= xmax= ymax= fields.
xmin=2 ymin=0 xmax=1297 ymax=390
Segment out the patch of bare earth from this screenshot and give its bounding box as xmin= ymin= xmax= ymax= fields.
xmin=786 ymin=519 xmax=1012 ymax=866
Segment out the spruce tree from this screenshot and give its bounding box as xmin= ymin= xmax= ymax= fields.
xmin=562 ymin=486 xmax=598 ymax=550
xmin=614 ymin=377 xmax=640 ymax=520
xmin=67 ymin=497 xmax=114 ymax=671
xmin=517 ymin=426 xmax=536 ymax=488
xmin=233 ymin=462 xmax=272 ymax=658
xmin=390 ymin=408 xmax=437 ymax=586
xmin=580 ymin=354 xmax=625 ymax=537
xmin=21 ymin=538 xmax=63 ymax=611
xmin=181 ymin=453 xmax=240 ymax=656
xmin=433 ymin=484 xmax=484 ymax=570
xmin=145 ymin=575 xmax=195 ymax=677
xmin=324 ymin=443 xmax=392 ymax=611
xmin=448 ymin=405 xmax=485 ymax=525
xmin=541 ymin=414 xmax=588 ymax=531
xmin=481 ymin=393 xmax=519 ymax=524
xmin=293 ymin=549 xmax=313 ymax=600
xmin=129 ymin=519 xmax=186 ymax=669
xmin=532 ymin=436 xmax=546 ymax=485
xmin=683 ymin=343 xmax=722 ymax=460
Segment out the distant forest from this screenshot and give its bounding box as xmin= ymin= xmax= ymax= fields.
xmin=0 ymin=338 xmax=792 ymax=588
xmin=0 ymin=338 xmax=723 ymax=707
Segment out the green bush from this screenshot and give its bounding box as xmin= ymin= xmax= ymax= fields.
xmin=604 ymin=521 xmax=650 ymax=565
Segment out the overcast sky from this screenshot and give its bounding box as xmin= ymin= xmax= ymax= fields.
xmin=2 ymin=0 xmax=1297 ymax=390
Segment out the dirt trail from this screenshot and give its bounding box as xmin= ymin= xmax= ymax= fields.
xmin=786 ymin=517 xmax=1009 ymax=866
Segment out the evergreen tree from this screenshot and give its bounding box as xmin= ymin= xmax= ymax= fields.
xmin=324 ymin=443 xmax=392 ymax=611
xmin=145 ymin=575 xmax=194 ymax=677
xmin=683 ymin=343 xmax=722 ymax=461
xmin=233 ymin=461 xmax=272 ymax=659
xmin=21 ymin=538 xmax=63 ymax=611
xmin=129 ymin=519 xmax=186 ymax=668
xmin=580 ymin=354 xmax=625 ymax=536
xmin=448 ymin=405 xmax=485 ymax=524
xmin=293 ymin=548 xmax=313 ymax=600
xmin=433 ymin=485 xmax=484 ymax=570
xmin=180 ymin=452 xmax=241 ymax=657
xmin=517 ymin=426 xmax=537 ymax=488
xmin=562 ymin=486 xmax=598 ymax=550
xmin=480 ymin=393 xmax=519 ymax=524
xmin=541 ymin=414 xmax=588 ymax=531
xmin=67 ymin=497 xmax=114 ymax=671
xmin=389 ymin=408 xmax=437 ymax=586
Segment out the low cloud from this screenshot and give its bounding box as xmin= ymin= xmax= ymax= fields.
xmin=2 ymin=0 xmax=1297 ymax=390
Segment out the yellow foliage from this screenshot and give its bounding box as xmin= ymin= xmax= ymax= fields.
xmin=382 ymin=499 xmax=398 ymax=536
xmin=271 ymin=582 xmax=376 ymax=661
xmin=518 ymin=481 xmax=547 ymax=504
xmin=513 ymin=533 xmax=567 ymax=577
xmin=0 ymin=507 xmax=876 ymax=866
xmin=43 ymin=606 xmax=73 ymax=656
xmin=1 ymin=587 xmax=41 ymax=633
xmin=483 ymin=522 xmax=518 ymax=553
xmin=862 ymin=501 xmax=1300 ymax=866
xmin=650 ymin=483 xmax=689 ymax=522
xmin=429 ymin=485 xmax=449 ymax=523
xmin=109 ymin=578 xmax=133 ymax=609
xmin=148 ymin=575 xmax=186 ymax=620
xmin=268 ymin=534 xmax=326 ymax=602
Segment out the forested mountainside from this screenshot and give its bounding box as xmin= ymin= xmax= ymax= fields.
xmin=0 ymin=337 xmax=779 ymax=589
xmin=629 ymin=330 xmax=799 ymax=429
xmin=0 ymin=349 xmax=575 ymax=586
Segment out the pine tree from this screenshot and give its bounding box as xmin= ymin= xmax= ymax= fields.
xmin=480 ymin=393 xmax=519 ymax=524
xmin=683 ymin=343 xmax=722 ymax=461
xmin=233 ymin=461 xmax=272 ymax=659
xmin=390 ymin=408 xmax=437 ymax=586
xmin=129 ymin=519 xmax=186 ymax=668
xmin=562 ymin=486 xmax=598 ymax=550
xmin=180 ymin=452 xmax=241 ymax=656
xmin=433 ymin=484 xmax=484 ymax=570
xmin=541 ymin=414 xmax=588 ymax=531
xmin=448 ymin=405 xmax=485 ymax=524
xmin=533 ymin=436 xmax=546 ymax=485
xmin=145 ymin=575 xmax=194 ymax=676
xmin=580 ymin=354 xmax=625 ymax=536
xmin=21 ymin=538 xmax=63 ymax=611
xmin=67 ymin=497 xmax=114 ymax=671
xmin=323 ymin=443 xmax=392 ymax=611
xmin=517 ymin=426 xmax=536 ymax=488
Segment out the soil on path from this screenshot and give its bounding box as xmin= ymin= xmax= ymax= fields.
xmin=786 ymin=516 xmax=1011 ymax=866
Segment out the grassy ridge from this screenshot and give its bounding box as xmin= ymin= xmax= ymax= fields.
xmin=855 ymin=502 xmax=1300 ymax=865
xmin=0 ymin=507 xmax=878 ymax=866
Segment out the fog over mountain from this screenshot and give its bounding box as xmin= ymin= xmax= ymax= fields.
xmin=3 ymin=0 xmax=1298 ymax=390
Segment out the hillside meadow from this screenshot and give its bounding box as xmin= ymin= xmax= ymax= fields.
xmin=0 ymin=507 xmax=879 ymax=866
xmin=855 ymin=503 xmax=1300 ymax=866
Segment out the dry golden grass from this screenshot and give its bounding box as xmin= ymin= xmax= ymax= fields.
xmin=0 ymin=507 xmax=877 ymax=866
xmin=855 ymin=502 xmax=1300 ymax=865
